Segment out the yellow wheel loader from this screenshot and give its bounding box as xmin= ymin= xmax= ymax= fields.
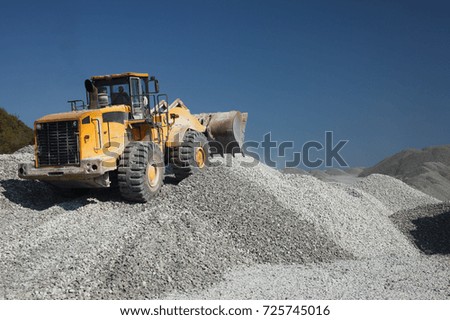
xmin=18 ymin=72 xmax=247 ymax=202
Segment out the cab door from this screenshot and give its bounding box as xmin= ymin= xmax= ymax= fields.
xmin=130 ymin=77 xmax=144 ymax=119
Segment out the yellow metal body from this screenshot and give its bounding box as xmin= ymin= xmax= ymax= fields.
xmin=23 ymin=100 xmax=206 ymax=186
xmin=18 ymin=72 xmax=246 ymax=189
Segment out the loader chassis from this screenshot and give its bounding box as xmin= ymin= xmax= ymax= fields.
xmin=18 ymin=72 xmax=247 ymax=201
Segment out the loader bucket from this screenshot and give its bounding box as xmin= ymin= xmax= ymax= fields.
xmin=195 ymin=111 xmax=248 ymax=155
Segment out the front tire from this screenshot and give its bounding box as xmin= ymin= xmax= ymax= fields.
xmin=169 ymin=131 xmax=210 ymax=181
xmin=118 ymin=142 xmax=164 ymax=202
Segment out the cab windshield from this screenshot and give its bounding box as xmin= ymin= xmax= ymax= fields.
xmin=93 ymin=78 xmax=131 ymax=106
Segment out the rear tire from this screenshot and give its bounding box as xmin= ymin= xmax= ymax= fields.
xmin=169 ymin=131 xmax=210 ymax=181
xmin=118 ymin=142 xmax=164 ymax=202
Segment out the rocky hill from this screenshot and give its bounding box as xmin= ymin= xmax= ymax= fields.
xmin=0 ymin=108 xmax=34 ymax=154
xmin=360 ymin=145 xmax=450 ymax=201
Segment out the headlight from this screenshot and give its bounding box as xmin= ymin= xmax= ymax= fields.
xmin=73 ymin=121 xmax=78 ymax=128
xmin=36 ymin=123 xmax=42 ymax=130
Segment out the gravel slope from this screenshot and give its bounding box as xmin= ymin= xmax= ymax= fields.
xmin=0 ymin=151 xmax=448 ymax=299
xmin=167 ymin=256 xmax=450 ymax=299
xmin=391 ymin=202 xmax=450 ymax=255
xmin=353 ymin=174 xmax=440 ymax=213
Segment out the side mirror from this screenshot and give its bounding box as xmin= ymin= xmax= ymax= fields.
xmin=149 ymin=76 xmax=160 ymax=94
xmin=84 ymin=79 xmax=95 ymax=93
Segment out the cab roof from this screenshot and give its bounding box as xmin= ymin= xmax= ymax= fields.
xmin=91 ymin=72 xmax=149 ymax=81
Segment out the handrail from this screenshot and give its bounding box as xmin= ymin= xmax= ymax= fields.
xmin=91 ymin=118 xmax=102 ymax=151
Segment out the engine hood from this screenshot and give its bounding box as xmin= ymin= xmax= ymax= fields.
xmin=35 ymin=105 xmax=130 ymax=123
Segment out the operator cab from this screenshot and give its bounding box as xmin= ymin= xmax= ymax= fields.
xmin=84 ymin=72 xmax=160 ymax=120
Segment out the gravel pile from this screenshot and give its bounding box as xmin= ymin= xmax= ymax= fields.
xmin=360 ymin=145 xmax=450 ymax=201
xmin=0 ymin=153 xmax=33 ymax=185
xmin=0 ymin=150 xmax=447 ymax=299
xmin=224 ymin=157 xmax=417 ymax=259
xmin=13 ymin=145 xmax=34 ymax=154
xmin=280 ymin=167 xmax=308 ymax=175
xmin=391 ymin=202 xmax=450 ymax=255
xmin=0 ymin=155 xmax=348 ymax=299
xmin=353 ymin=174 xmax=440 ymax=213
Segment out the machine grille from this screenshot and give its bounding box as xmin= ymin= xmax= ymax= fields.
xmin=36 ymin=121 xmax=80 ymax=166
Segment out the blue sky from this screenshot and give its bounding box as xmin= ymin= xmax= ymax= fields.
xmin=1 ymin=0 xmax=449 ymax=168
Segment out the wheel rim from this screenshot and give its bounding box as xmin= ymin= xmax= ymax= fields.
xmin=195 ymin=147 xmax=206 ymax=168
xmin=147 ymin=163 xmax=159 ymax=187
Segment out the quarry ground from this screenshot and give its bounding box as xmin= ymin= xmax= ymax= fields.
xmin=0 ymin=148 xmax=449 ymax=299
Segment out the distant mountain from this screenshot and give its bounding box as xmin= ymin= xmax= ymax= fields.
xmin=0 ymin=108 xmax=34 ymax=154
xmin=360 ymin=145 xmax=450 ymax=201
